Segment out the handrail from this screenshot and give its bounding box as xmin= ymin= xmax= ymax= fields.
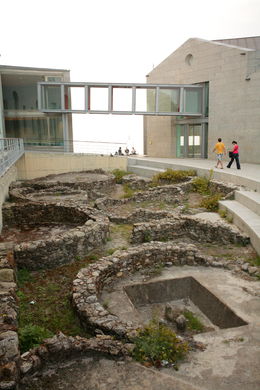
xmin=0 ymin=138 xmax=24 ymax=177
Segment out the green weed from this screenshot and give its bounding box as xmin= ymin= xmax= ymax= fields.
xmin=112 ymin=169 xmax=131 ymax=184
xmin=247 ymin=255 xmax=260 ymax=267
xmin=17 ymin=269 xmax=33 ymax=287
xmin=152 ymin=169 xmax=196 ymax=186
xmin=200 ymin=193 xmax=223 ymax=211
xmin=121 ymin=184 xmax=135 ymax=198
xmin=132 ymin=320 xmax=189 ymax=367
xmin=18 ymin=324 xmax=53 ymax=353
xmin=183 ymin=310 xmax=204 ymax=332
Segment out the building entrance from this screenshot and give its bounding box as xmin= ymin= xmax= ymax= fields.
xmin=176 ymin=123 xmax=207 ymax=158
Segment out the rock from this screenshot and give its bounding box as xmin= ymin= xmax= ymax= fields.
xmin=241 ymin=263 xmax=249 ymax=271
xmin=175 ymin=314 xmax=187 ymax=331
xmin=164 ymin=304 xmax=182 ymax=322
xmin=248 ymin=266 xmax=258 ymax=275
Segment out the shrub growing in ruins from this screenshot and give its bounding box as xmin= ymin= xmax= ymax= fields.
xmin=152 ymin=169 xmax=196 ymax=186
xmin=112 ymin=169 xmax=131 ymax=184
xmin=122 ymin=184 xmax=135 ymax=198
xmin=18 ymin=324 xmax=53 ymax=353
xmin=191 ymin=169 xmax=214 ymax=194
xmin=183 ymin=310 xmax=204 ymax=332
xmin=132 ymin=320 xmax=189 ymax=367
xmin=200 ymin=193 xmax=223 ymax=211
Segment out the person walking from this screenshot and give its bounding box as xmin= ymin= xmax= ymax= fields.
xmin=227 ymin=141 xmax=241 ymax=169
xmin=212 ymin=138 xmax=226 ymax=169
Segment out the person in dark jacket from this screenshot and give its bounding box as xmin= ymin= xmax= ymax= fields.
xmin=227 ymin=141 xmax=241 ymax=169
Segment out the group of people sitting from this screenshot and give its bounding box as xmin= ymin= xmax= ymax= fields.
xmin=115 ymin=146 xmax=137 ymax=156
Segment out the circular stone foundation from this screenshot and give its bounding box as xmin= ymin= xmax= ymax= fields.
xmin=72 ymin=241 xmax=259 ymax=339
xmin=2 ymin=202 xmax=109 ymax=270
xmin=9 ymin=169 xmax=116 ymax=203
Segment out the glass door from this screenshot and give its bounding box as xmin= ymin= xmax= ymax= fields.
xmin=188 ymin=124 xmax=201 ymax=157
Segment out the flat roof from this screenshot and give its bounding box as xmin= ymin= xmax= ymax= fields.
xmin=0 ymin=64 xmax=70 ymax=72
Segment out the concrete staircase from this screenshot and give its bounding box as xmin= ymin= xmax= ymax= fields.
xmin=128 ymin=157 xmax=260 ymax=255
xmin=219 ymin=190 xmax=260 ymax=255
xmin=128 ymin=157 xmax=194 ymax=177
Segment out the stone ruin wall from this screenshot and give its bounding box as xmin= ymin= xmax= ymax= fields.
xmin=0 ymin=251 xmax=19 ymax=390
xmin=72 ymin=237 xmax=258 ymax=341
xmin=2 ymin=203 xmax=110 ymax=271
xmin=0 ymin=172 xmax=254 ymax=389
xmin=131 ymin=216 xmax=250 ymax=246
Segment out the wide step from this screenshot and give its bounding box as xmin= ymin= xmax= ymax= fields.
xmin=219 ymin=200 xmax=260 ymax=255
xmin=235 ymin=190 xmax=260 ymax=217
xmin=128 ymin=164 xmax=165 ymax=177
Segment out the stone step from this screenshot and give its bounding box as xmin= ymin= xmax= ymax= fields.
xmin=128 ymin=164 xmax=165 ymax=178
xmin=235 ymin=190 xmax=260 ymax=216
xmin=219 ymin=200 xmax=260 ymax=255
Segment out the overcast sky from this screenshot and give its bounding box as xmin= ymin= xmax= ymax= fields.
xmin=1 ymin=0 xmax=259 ymax=152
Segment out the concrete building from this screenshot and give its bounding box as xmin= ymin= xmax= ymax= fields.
xmin=144 ymin=36 xmax=260 ymax=163
xmin=0 ymin=65 xmax=73 ymax=150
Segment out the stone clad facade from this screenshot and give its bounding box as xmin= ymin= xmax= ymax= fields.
xmin=144 ymin=37 xmax=260 ymax=163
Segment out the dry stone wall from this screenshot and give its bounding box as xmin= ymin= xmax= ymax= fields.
xmin=72 ymin=241 xmax=258 ymax=342
xmin=0 ymin=250 xmax=19 ymax=390
xmin=3 ymin=203 xmax=109 ymax=271
xmin=19 ymin=332 xmax=132 ymax=380
xmin=131 ymin=216 xmax=250 ymax=246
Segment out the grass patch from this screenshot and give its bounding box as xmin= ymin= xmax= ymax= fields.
xmin=17 ymin=255 xmax=99 ymax=352
xmin=110 ymin=224 xmax=133 ymax=242
xmin=192 ymin=169 xmax=214 ymax=195
xmin=183 ymin=310 xmax=204 ymax=332
xmin=132 ymin=320 xmax=189 ymax=367
xmin=121 ymin=184 xmax=135 ymax=198
xmin=152 ymin=169 xmax=196 ymax=186
xmin=247 ymin=255 xmax=260 ymax=267
xmin=112 ymin=169 xmax=131 ymax=184
xmin=200 ymin=193 xmax=223 ymax=211
xmin=18 ymin=324 xmax=53 ymax=354
xmin=17 ymin=268 xmax=34 ymax=287
xmin=218 ymin=209 xmax=233 ymax=223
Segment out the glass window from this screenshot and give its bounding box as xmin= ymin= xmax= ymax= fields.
xmin=136 ymin=88 xmax=155 ymax=112
xmin=43 ymin=86 xmax=62 ymax=109
xmin=184 ymin=88 xmax=202 ymax=113
xmin=176 ymin=125 xmax=185 ymax=157
xmin=5 ymin=116 xmax=63 ymax=146
xmin=159 ymin=88 xmax=179 ymax=112
xmin=2 ymin=74 xmax=45 ymax=110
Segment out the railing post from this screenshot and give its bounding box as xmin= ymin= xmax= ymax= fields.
xmin=0 ymin=138 xmax=24 ymax=177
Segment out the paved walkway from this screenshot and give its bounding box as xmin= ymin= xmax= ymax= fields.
xmin=128 ymin=157 xmax=260 ymax=191
xmin=20 ymin=358 xmax=203 ymax=390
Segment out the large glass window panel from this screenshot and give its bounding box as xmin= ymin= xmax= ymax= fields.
xmin=112 ymin=87 xmax=132 ymax=111
xmin=89 ymin=87 xmax=108 ymax=111
xmin=159 ymin=88 xmax=179 ymax=112
xmin=136 ymin=88 xmax=155 ymax=112
xmin=2 ymin=74 xmax=45 ymax=110
xmin=4 ymin=116 xmax=63 ymax=146
xmin=68 ymin=87 xmax=85 ymax=110
xmin=176 ymin=125 xmax=185 ymax=157
xmin=184 ymin=88 xmax=202 ymax=113
xmin=188 ymin=125 xmax=201 ymax=157
xmin=43 ymin=86 xmax=62 ymax=109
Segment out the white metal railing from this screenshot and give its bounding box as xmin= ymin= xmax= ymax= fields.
xmin=23 ymin=139 xmax=129 ymax=155
xmin=0 ymin=138 xmax=24 ymax=177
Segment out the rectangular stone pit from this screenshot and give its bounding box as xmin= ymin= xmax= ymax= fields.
xmin=124 ymin=277 xmax=247 ymax=329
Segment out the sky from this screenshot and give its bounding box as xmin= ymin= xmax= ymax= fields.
xmin=1 ymin=0 xmax=260 ymax=153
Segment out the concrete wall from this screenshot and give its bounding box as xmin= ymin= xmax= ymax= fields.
xmin=0 ymin=165 xmax=18 ymax=231
xmin=145 ymin=38 xmax=260 ymax=163
xmin=15 ymin=152 xmax=128 ymax=180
